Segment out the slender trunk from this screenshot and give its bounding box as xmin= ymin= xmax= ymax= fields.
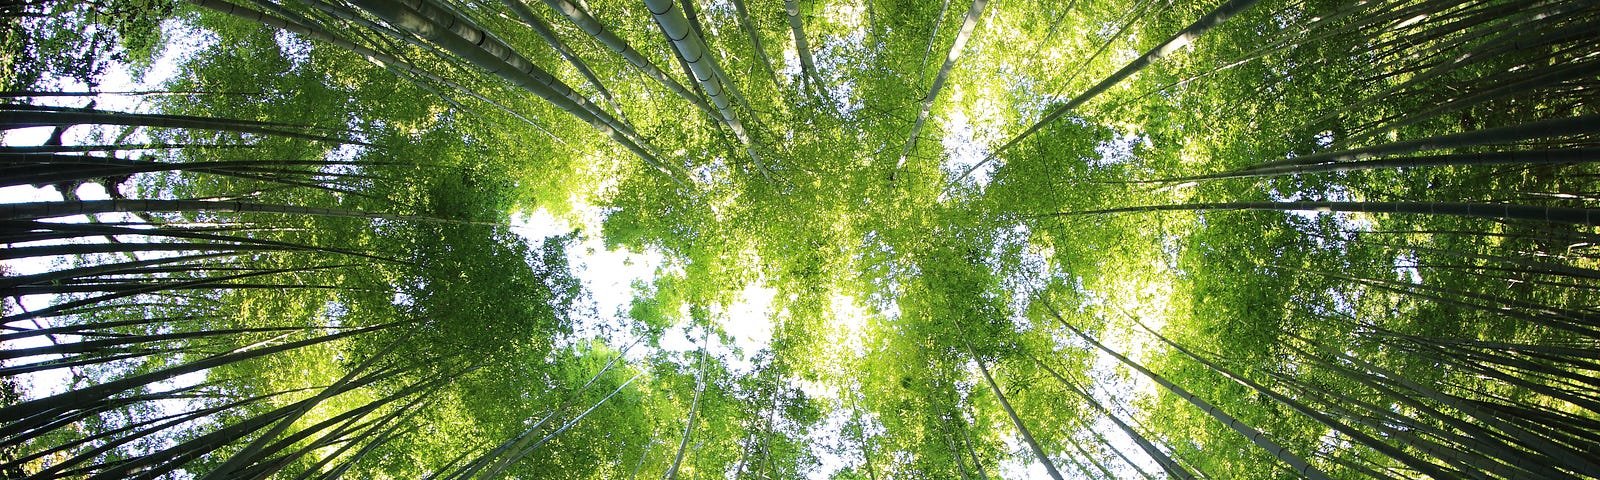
xmin=760 ymin=381 xmax=782 ymax=480
xmin=1364 ymin=327 xmax=1600 ymax=375
xmin=0 ymin=350 xmax=167 ymax=378
xmin=1108 ymin=0 xmax=1379 ymax=115
xmin=663 ymin=349 xmax=706 ymax=480
xmin=1070 ymin=404 xmax=1158 ymax=480
xmin=482 ymin=372 xmax=644 ymax=479
xmin=1052 ymin=200 xmax=1600 ymax=227
xmin=300 ymin=397 xmax=428 ymax=480
xmin=1120 ymin=310 xmax=1468 ymax=480
xmin=501 ymin=0 xmax=623 ymax=114
xmin=1 ymin=153 xmax=395 ymax=202
xmin=75 ymin=362 xmax=422 ymax=480
xmin=0 ymin=89 xmax=263 ymax=97
xmin=3 ymin=382 xmax=220 ymax=457
xmin=645 ymin=0 xmax=771 ymax=181
xmin=1145 ymin=148 xmax=1599 ymax=185
xmin=1250 ymin=113 xmax=1600 ymax=172
xmin=960 ymin=0 xmax=1260 ymax=182
xmin=0 ymin=314 xmax=219 ymax=344
xmin=1309 ymin=387 xmax=1498 ymax=480
xmin=1285 ymin=334 xmax=1598 ymax=476
xmin=5 ymin=386 xmax=310 ymax=476
xmin=627 ymin=436 xmax=656 ymax=480
xmin=1062 ymin=431 xmax=1130 ymax=480
xmin=940 ymin=420 xmax=971 ymax=480
xmin=0 ymin=252 xmax=236 ymax=290
xmin=0 ymin=108 xmax=354 ymax=144
xmin=198 ymin=336 xmax=415 ymax=480
xmin=133 ymin=367 xmax=454 ymax=480
xmin=0 ymin=321 xmax=402 ymax=426
xmin=347 ymin=0 xmax=682 ymax=181
xmin=892 ymin=0 xmax=986 ymax=179
xmin=953 ymin=413 xmax=988 ymax=480
xmin=1348 ymin=58 xmax=1600 ymax=145
xmin=917 ymin=0 xmax=952 ymax=78
xmin=538 ymin=0 xmax=717 ymax=119
xmin=210 ymin=372 xmax=438 ymax=480
xmin=458 ymin=343 xmax=637 ymax=478
xmin=0 ymin=325 xmax=323 ymax=360
xmin=961 ymin=340 xmax=1066 ymax=480
xmin=1056 ymin=450 xmax=1105 ymax=480
xmin=0 ymin=241 xmax=283 ymax=261
xmin=8 ymin=279 xmax=360 ymax=295
xmin=784 ymin=0 xmax=822 ymax=88
xmin=1306 ymin=1 xmax=1596 ymax=135
xmin=1029 ymin=352 xmax=1196 ymax=480
xmin=729 ymin=0 xmax=780 ymax=88
xmin=3 ymin=264 xmax=349 ymax=325
xmin=0 ymin=142 xmax=248 ymax=153
xmin=1284 ymin=264 xmax=1600 ymax=340
xmin=0 ymin=198 xmax=479 ymax=223
xmin=1056 ymin=0 xmax=1160 ymax=91
xmin=1036 ymin=299 xmax=1335 ymax=480
xmin=1367 ymin=337 xmax=1600 ymax=466
xmin=203 ymin=0 xmax=564 ymax=138
xmin=2 ymin=220 xmax=412 ymax=265
xmin=680 ymin=0 xmax=756 ymax=119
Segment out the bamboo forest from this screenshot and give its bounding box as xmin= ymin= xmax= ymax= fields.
xmin=4 ymin=0 xmax=1600 ymax=477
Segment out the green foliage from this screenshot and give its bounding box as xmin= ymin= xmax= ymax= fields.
xmin=6 ymin=0 xmax=1598 ymax=478
xmin=0 ymin=0 xmax=175 ymax=88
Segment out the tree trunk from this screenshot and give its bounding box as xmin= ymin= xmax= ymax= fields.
xmin=1030 ymin=352 xmax=1197 ymax=480
xmin=961 ymin=340 xmax=1066 ymax=480
xmin=1054 ymin=200 xmax=1600 ymax=227
xmin=644 ymin=0 xmax=771 ymax=181
xmin=892 ymin=0 xmax=986 ymax=179
xmin=537 ymin=0 xmax=716 ymax=119
xmin=501 ymin=0 xmax=622 ymax=115
xmin=346 ymin=0 xmax=681 ymax=181
xmin=0 ymin=321 xmax=402 ymax=427
xmin=784 ymin=0 xmax=822 ymax=89
xmin=0 ymin=107 xmax=353 ymax=144
xmin=663 ymin=350 xmax=706 ymax=480
xmin=960 ymin=0 xmax=1261 ymax=182
xmin=728 ymin=0 xmax=780 ymax=88
xmin=1037 ymin=300 xmax=1335 ymax=480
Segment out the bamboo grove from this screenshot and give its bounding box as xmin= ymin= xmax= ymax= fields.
xmin=1 ymin=0 xmax=1597 ymax=478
